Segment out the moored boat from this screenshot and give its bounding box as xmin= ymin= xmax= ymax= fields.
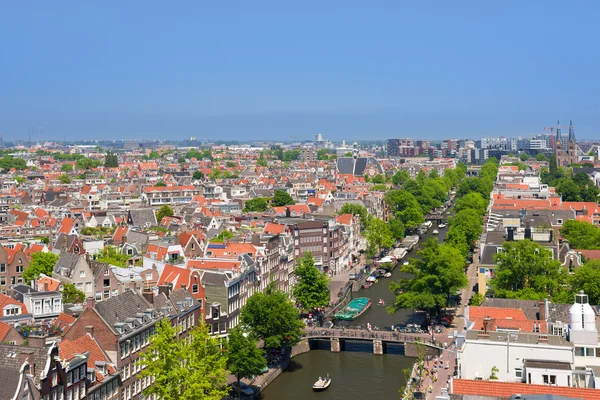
xmin=384 ymin=272 xmax=392 ymax=278
xmin=438 ymin=223 xmax=447 ymax=228
xmin=334 ymin=297 xmax=372 ymax=321
xmin=433 ymin=229 xmax=439 ymax=235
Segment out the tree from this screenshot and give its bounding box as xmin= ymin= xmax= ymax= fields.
xmin=192 ymin=170 xmax=204 ymax=180
xmin=388 ymin=218 xmax=405 ymax=241
xmin=536 ymin=153 xmax=548 ymax=162
xmin=58 ymin=174 xmax=71 ymax=184
xmin=62 ymin=283 xmax=86 ymax=303
xmin=61 ymin=163 xmax=73 ymax=172
xmin=384 ymin=190 xmax=424 ymax=229
xmin=370 ymin=184 xmax=387 ymax=191
xmin=96 ymin=246 xmax=130 ymax=268
xmin=139 ymin=319 xmax=229 ymax=400
xmin=213 ymin=230 xmax=234 ymax=242
xmin=244 ymin=198 xmax=269 ymax=212
xmin=292 ymin=253 xmax=330 ymax=310
xmin=371 ymin=174 xmax=385 ymax=184
xmin=560 ymin=220 xmax=600 ymax=249
xmin=273 ymin=190 xmax=295 ymax=207
xmin=256 ymin=158 xmax=268 ymax=167
xmin=572 ymin=260 xmax=600 ymax=305
xmin=469 ymin=293 xmax=485 ymax=306
xmin=389 ymin=240 xmax=467 ymax=315
xmin=104 ymin=151 xmax=119 ymax=168
xmin=392 ymin=170 xmax=410 ymax=186
xmin=317 ymin=149 xmax=331 ymax=160
xmin=446 ymin=209 xmax=483 ymax=256
xmin=156 ymin=204 xmax=174 ymax=223
xmin=455 ymin=192 xmax=487 ymax=216
xmin=226 ymin=161 xmax=237 ymax=168
xmin=339 ymin=203 xmax=370 ymax=230
xmin=365 ymin=218 xmax=394 ymax=258
xmin=155 ymin=181 xmax=167 ymax=187
xmin=75 ymin=157 xmax=101 ymax=170
xmin=23 ymin=252 xmax=59 ymax=284
xmin=519 ymin=153 xmax=530 ymax=161
xmin=489 ymin=366 xmax=499 ymax=380
xmin=556 ymin=178 xmax=580 ymax=201
xmin=491 ymin=240 xmax=570 ymax=300
xmin=226 ymin=327 xmax=266 ymax=399
xmin=241 ymin=284 xmax=304 ymax=350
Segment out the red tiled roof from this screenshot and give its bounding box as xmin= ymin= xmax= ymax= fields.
xmin=469 ymin=306 xmax=527 ymax=320
xmin=0 ymin=294 xmax=28 ymax=314
xmin=37 ymin=275 xmax=61 ymax=291
xmin=187 ymin=259 xmax=241 ymax=271
xmin=53 ymin=312 xmax=76 ymax=332
xmin=336 ymin=214 xmax=353 ymax=226
xmin=452 ymin=379 xmax=600 ymax=400
xmin=59 ymin=334 xmax=116 ymax=382
xmin=577 ymin=250 xmax=600 ymax=260
xmin=0 ymin=321 xmax=12 ymax=341
xmin=263 ymin=222 xmax=285 ymax=235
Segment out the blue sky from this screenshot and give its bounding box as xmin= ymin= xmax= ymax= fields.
xmin=1 ymin=1 xmax=599 ymax=141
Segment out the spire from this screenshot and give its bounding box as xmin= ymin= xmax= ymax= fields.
xmin=569 ymin=120 xmax=575 ymax=143
xmin=555 ymin=120 xmax=561 ymax=144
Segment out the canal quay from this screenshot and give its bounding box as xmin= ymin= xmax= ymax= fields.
xmin=262 ymin=208 xmax=455 ymax=400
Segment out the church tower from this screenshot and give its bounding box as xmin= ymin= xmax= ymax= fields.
xmin=567 ymin=120 xmax=577 ymax=164
xmin=555 ymin=120 xmax=564 ymax=167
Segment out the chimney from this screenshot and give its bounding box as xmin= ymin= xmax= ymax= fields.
xmin=85 ymin=297 xmax=96 ymax=310
xmin=545 ymin=298 xmax=550 ymax=322
xmin=158 ymin=284 xmax=171 ymax=299
xmin=84 ymin=326 xmax=94 ymax=338
xmin=181 ymin=284 xmax=187 ymax=291
xmin=483 ymin=316 xmax=491 ymax=335
xmin=43 ymin=281 xmax=49 ymax=292
xmin=142 ymin=290 xmax=154 ymax=304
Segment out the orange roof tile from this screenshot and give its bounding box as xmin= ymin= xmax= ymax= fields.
xmin=452 ymin=379 xmax=600 ymax=400
xmin=469 ymin=306 xmax=527 ymax=320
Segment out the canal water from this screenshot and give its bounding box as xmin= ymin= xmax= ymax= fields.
xmin=260 ymin=349 xmax=415 ymax=400
xmin=262 ymin=220 xmax=451 ymax=399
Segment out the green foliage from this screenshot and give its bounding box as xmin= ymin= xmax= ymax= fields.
xmin=225 ymin=161 xmax=237 ymax=168
xmin=560 ymin=220 xmax=600 ymax=249
xmin=61 ymin=163 xmax=73 ymax=172
xmin=185 ymin=148 xmax=213 ymax=161
xmin=62 ymin=283 xmax=86 ymax=304
xmin=212 ymin=230 xmax=234 ymax=243
xmin=155 ymin=181 xmax=167 ymax=187
xmin=519 ymin=153 xmax=530 ymax=161
xmin=273 ymin=190 xmax=295 ymax=206
xmin=388 ymin=218 xmax=405 ymax=241
xmin=392 ymin=170 xmax=410 ymax=186
xmin=338 ymin=203 xmax=371 ymax=230
xmin=343 ymin=152 xmax=353 ymax=157
xmin=292 ymin=253 xmax=330 ymax=310
xmin=244 ymin=198 xmax=269 ymax=212
xmin=317 ymin=149 xmax=330 ymax=160
xmin=156 ymin=204 xmax=174 ymax=223
xmin=139 ymin=319 xmax=229 ymax=400
xmin=75 ymin=157 xmax=102 ymax=170
xmin=241 ymin=284 xmax=304 ymax=350
xmin=80 ymin=226 xmax=113 ymax=237
xmin=104 ymin=151 xmax=119 ymax=168
xmin=96 ymin=246 xmax=130 ymax=268
xmin=58 ymin=174 xmax=71 ymax=184
xmin=143 ymin=150 xmax=161 ymax=160
xmin=226 ymin=326 xmax=266 ymax=397
xmin=0 ymin=156 xmax=27 ymax=172
xmin=278 ymin=150 xmax=300 ymax=162
xmin=23 ymin=252 xmax=59 ymax=284
xmin=365 ymin=218 xmax=394 ymax=258
xmin=536 ymin=153 xmax=548 ymax=162
xmin=490 ymin=366 xmax=499 ymax=380
xmin=455 ymin=192 xmax=487 ymax=216
xmin=446 ymin=209 xmax=483 ymax=257
xmin=385 ymin=190 xmax=424 ymax=229
xmin=15 ymin=176 xmax=26 ymax=186
xmin=371 ymin=174 xmax=385 ymax=184
xmin=469 ymin=293 xmax=485 ymax=306
xmin=256 ymin=158 xmax=268 ymax=167
xmin=389 ymin=240 xmax=468 ymax=315
xmin=572 ymin=260 xmax=600 ymax=305
xmin=370 ymin=184 xmax=387 ymax=191
xmin=491 ymin=240 xmax=569 ymax=300
xmin=192 ymin=170 xmax=204 ymax=180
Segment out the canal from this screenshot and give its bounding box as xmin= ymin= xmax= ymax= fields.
xmin=261 ymin=218 xmax=451 ymax=399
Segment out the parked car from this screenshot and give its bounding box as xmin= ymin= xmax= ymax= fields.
xmin=231 ymin=382 xmax=255 ymax=397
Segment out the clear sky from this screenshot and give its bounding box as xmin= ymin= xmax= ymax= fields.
xmin=1 ymin=1 xmax=599 ymax=141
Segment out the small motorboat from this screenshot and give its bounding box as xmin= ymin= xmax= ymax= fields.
xmin=438 ymin=223 xmax=447 ymax=228
xmin=312 ymin=374 xmax=331 ymax=391
xmin=403 ymin=261 xmax=409 ymax=266
xmin=363 ymin=282 xmax=373 ymax=289
xmin=366 ymin=275 xmax=377 ymax=282
xmin=377 ymin=299 xmax=386 ymax=306
xmin=384 ymin=272 xmax=392 ymax=278
xmin=433 ymin=229 xmax=439 ymax=235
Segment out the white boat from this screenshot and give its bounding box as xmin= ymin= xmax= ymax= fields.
xmin=312 ymin=375 xmax=331 ymax=391
xmin=438 ymin=223 xmax=447 ymax=228
xmin=403 ymin=261 xmax=409 ymax=266
xmin=367 ymin=275 xmax=377 ymax=282
xmin=433 ymin=229 xmax=439 ymax=235
xmin=384 ymin=272 xmax=392 ymax=278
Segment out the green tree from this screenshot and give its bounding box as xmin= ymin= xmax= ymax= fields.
xmin=273 ymin=190 xmax=295 ymax=207
xmin=139 ymin=319 xmax=229 ymax=400
xmin=572 ymin=260 xmax=600 ymax=305
xmin=389 ymin=240 xmax=468 ymax=315
xmin=62 ymin=283 xmax=86 ymax=303
xmin=226 ymin=161 xmax=237 ymax=168
xmin=469 ymin=293 xmax=485 ymax=306
xmin=226 ymin=327 xmax=266 ymax=400
xmin=560 ymin=220 xmax=600 ymax=249
xmin=156 ymin=204 xmax=174 ymax=223
xmin=388 ymin=218 xmax=405 ymax=241
xmin=292 ymin=253 xmax=330 ymax=310
xmin=339 ymin=203 xmax=370 ymax=230
xmin=519 ymin=153 xmax=530 ymax=161
xmin=385 ymin=190 xmax=424 ymax=229
xmin=491 ymin=240 xmax=570 ymax=300
xmin=213 ymin=230 xmax=234 ymax=242
xmin=23 ymin=252 xmax=59 ymax=284
xmin=536 ymin=153 xmax=548 ymax=162
xmin=446 ymin=209 xmax=483 ymax=256
xmin=192 ymin=170 xmax=204 ymax=180
xmin=96 ymin=246 xmax=130 ymax=268
xmin=392 ymin=170 xmax=410 ymax=186
xmin=370 ymin=184 xmax=387 ymax=191
xmin=61 ymin=163 xmax=73 ymax=172
xmin=58 ymin=174 xmax=71 ymax=184
xmin=556 ymin=178 xmax=580 ymax=201
xmin=241 ymin=284 xmax=304 ymax=350
xmin=256 ymin=158 xmax=268 ymax=167
xmin=371 ymin=174 xmax=385 ymax=184
xmin=244 ymin=198 xmax=269 ymax=212
xmin=317 ymin=149 xmax=331 ymax=160
xmin=155 ymin=181 xmax=167 ymax=187
xmin=75 ymin=157 xmax=102 ymax=170
xmin=104 ymin=151 xmax=119 ymax=168
xmin=365 ymin=218 xmax=394 ymax=258
xmin=455 ymin=192 xmax=487 ymax=216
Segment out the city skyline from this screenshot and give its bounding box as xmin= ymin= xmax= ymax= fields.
xmin=1 ymin=2 xmax=599 ymax=140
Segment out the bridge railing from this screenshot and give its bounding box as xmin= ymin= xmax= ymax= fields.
xmin=303 ymin=328 xmax=436 ymax=344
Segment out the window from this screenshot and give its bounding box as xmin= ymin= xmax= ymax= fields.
xmin=104 ymin=269 xmax=109 ymax=276
xmin=543 ymin=374 xmax=549 ymax=384
xmin=95 ymin=292 xmax=102 ymax=301
xmin=557 ymin=219 xmax=563 ymax=225
xmin=0 ymin=263 xmax=5 ymax=272
xmin=192 ymin=284 xmax=198 ymax=294
xmin=515 ymin=368 xmax=522 ymax=378
xmin=79 ymin=271 xmax=85 ymax=278
xmin=34 ymin=301 xmax=42 ymax=315
xmin=16 ymin=265 xmax=24 ymax=273
xmin=146 ymin=272 xmax=152 ymax=280
xmin=104 ymin=279 xmax=110 ymax=287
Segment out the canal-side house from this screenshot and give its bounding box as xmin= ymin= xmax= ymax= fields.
xmin=10 ymin=284 xmax=63 ymax=324
xmin=0 ymin=244 xmax=30 ymax=293
xmin=63 ymin=291 xmax=163 ymax=400
xmin=0 ymin=292 xmax=32 ymax=327
xmin=53 ymin=252 xmax=96 ymax=299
